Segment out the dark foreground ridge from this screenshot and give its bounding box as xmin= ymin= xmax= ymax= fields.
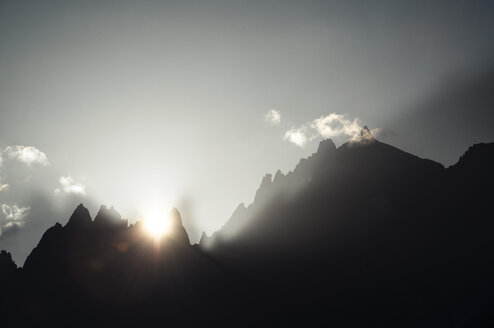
xmin=1 ymin=132 xmax=494 ymax=327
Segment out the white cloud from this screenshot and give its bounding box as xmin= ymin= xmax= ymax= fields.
xmin=57 ymin=176 xmax=86 ymax=195
xmin=1 ymin=204 xmax=30 ymax=221
xmin=0 ymin=204 xmax=29 ymax=237
xmin=311 ymin=113 xmax=362 ymax=138
xmin=284 ymin=128 xmax=308 ymax=147
xmin=0 ymin=183 xmax=8 ymax=192
xmin=4 ymin=146 xmax=49 ymax=166
xmin=284 ymin=113 xmax=367 ymax=147
xmin=264 ymin=109 xmax=281 ymax=125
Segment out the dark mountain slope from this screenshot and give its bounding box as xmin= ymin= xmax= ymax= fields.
xmin=202 ymin=130 xmax=445 ymax=255
xmin=200 ymin=132 xmax=494 ymax=326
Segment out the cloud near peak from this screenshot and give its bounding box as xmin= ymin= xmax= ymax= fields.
xmin=311 ymin=113 xmax=361 ymax=138
xmin=284 ymin=113 xmax=364 ymax=147
xmin=4 ymin=146 xmax=49 ymax=166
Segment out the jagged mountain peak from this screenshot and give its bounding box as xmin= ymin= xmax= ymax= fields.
xmin=203 ymin=134 xmax=450 ymax=251
xmin=273 ymin=169 xmax=284 ymax=182
xmin=361 ymin=125 xmax=371 ymax=135
xmin=452 ymin=142 xmax=494 ymax=170
xmin=253 ymin=174 xmax=274 ymax=203
xmin=199 ymin=231 xmax=209 ymax=244
xmin=346 ymin=125 xmax=376 ymax=145
xmin=94 ymin=205 xmax=126 ymax=227
xmin=169 ymin=208 xmax=190 ymax=245
xmin=260 ymin=173 xmax=272 ymax=186
xmin=170 ymin=207 xmax=184 ymax=228
xmin=0 ymin=250 xmax=17 ymax=272
xmin=65 ymin=203 xmax=92 ymax=228
xmin=316 ymin=138 xmax=336 ymax=155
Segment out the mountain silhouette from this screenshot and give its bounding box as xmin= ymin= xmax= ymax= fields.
xmin=1 ymin=131 xmax=494 ymax=327
xmin=202 ymin=129 xmax=445 ymax=253
xmin=200 ymin=131 xmax=494 ymax=326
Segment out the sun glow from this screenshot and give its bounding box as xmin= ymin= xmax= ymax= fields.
xmin=143 ymin=210 xmax=171 ymax=239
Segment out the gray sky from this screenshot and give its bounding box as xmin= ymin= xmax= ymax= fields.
xmin=1 ymin=0 xmax=494 ymax=264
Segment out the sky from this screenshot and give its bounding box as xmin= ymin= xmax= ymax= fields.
xmin=1 ymin=0 xmax=494 ymax=264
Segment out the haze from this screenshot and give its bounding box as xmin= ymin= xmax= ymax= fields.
xmin=1 ymin=0 xmax=493 ymax=264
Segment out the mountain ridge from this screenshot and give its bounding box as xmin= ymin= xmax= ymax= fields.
xmin=200 ymin=132 xmax=446 ymax=251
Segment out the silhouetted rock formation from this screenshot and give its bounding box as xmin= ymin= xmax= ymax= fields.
xmin=316 ymin=137 xmax=337 ymax=154
xmin=93 ymin=204 xmax=128 ymax=228
xmin=65 ymin=203 xmax=91 ymax=228
xmin=1 ymin=134 xmax=494 ymax=327
xmin=0 ymin=250 xmax=17 ymax=273
xmin=203 ymin=131 xmax=444 ymax=253
xmin=169 ymin=207 xmax=191 ymax=244
xmin=0 ymin=250 xmax=20 ymax=325
xmin=199 ymin=231 xmax=209 ymax=245
xmin=12 ymin=204 xmax=233 ymax=327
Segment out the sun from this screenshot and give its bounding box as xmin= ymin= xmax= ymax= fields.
xmin=143 ymin=210 xmax=171 ymax=239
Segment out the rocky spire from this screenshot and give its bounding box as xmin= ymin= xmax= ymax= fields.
xmin=65 ymin=203 xmax=92 ymax=229
xmin=360 ymin=126 xmax=372 ymax=137
xmin=254 ymin=173 xmax=273 ymax=203
xmin=199 ymin=231 xmax=209 ymax=245
xmin=317 ymin=138 xmax=336 ymax=155
xmin=0 ymin=250 xmax=17 ymax=273
xmin=348 ymin=125 xmax=375 ymax=145
xmin=169 ymin=208 xmax=190 ymax=245
xmin=273 ymin=169 xmax=285 ymax=183
xmin=94 ymin=205 xmax=126 ymax=227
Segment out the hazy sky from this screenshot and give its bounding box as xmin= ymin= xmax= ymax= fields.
xmin=1 ymin=0 xmax=493 ymax=264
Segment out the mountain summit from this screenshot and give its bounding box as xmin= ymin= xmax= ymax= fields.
xmin=169 ymin=207 xmax=190 ymax=244
xmin=201 ymin=134 xmax=443 ymax=252
xmin=65 ymin=203 xmax=92 ymax=229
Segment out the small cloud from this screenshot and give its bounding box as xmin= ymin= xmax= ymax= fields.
xmin=284 ymin=128 xmax=308 ymax=147
xmin=0 ymin=176 xmax=7 ymax=192
xmin=4 ymin=146 xmax=49 ymax=166
xmin=1 ymin=204 xmax=30 ymax=221
xmin=57 ymin=176 xmax=86 ymax=195
xmin=0 ymin=183 xmax=8 ymax=192
xmin=264 ymin=109 xmax=281 ymax=125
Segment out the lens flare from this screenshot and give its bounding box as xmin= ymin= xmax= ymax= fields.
xmin=143 ymin=210 xmax=171 ymax=239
